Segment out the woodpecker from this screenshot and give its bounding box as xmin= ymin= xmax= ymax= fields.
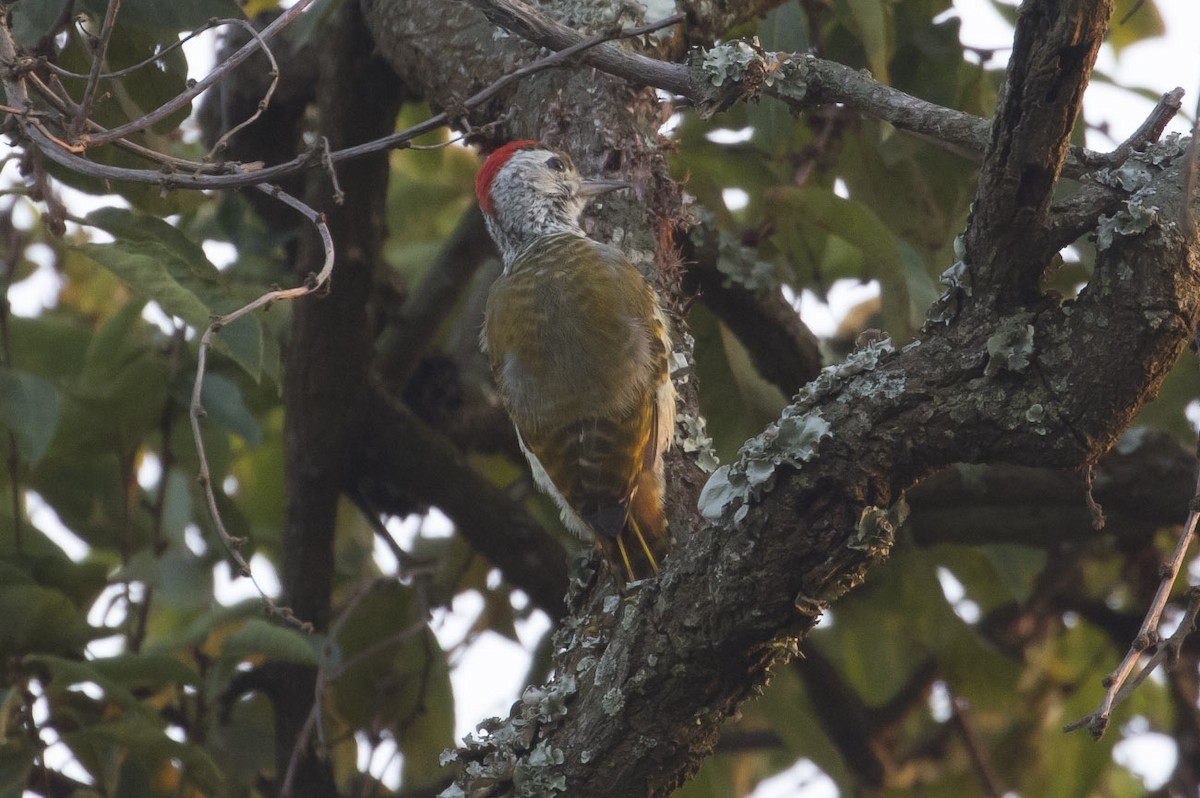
xmin=476 ymin=141 xmax=676 ymax=583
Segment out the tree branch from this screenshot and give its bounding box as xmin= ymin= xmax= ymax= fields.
xmin=965 ymin=0 xmax=1113 ymax=304
xmin=463 ymin=0 xmax=1176 ymax=187
xmin=351 ymin=382 xmax=570 ymax=615
xmin=906 ymin=432 xmax=1195 ymax=547
xmin=680 ymin=224 xmax=823 ymax=396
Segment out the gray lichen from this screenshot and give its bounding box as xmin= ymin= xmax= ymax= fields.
xmin=1096 ymin=200 xmax=1160 ymax=251
xmin=697 ymin=409 xmax=831 ymax=520
xmin=1090 ymin=132 xmax=1189 ymax=192
xmin=601 ymin=687 xmax=626 ymax=716
xmin=512 ymin=741 xmax=566 ymax=795
xmin=696 ymin=39 xmax=770 ymax=87
xmin=440 ymin=667 xmax=583 ymax=796
xmin=688 ymin=40 xmax=810 ymax=115
xmin=716 ymin=229 xmax=779 ymax=291
xmin=794 ymin=335 xmax=896 ymax=406
xmin=1024 ymin=402 xmax=1049 ymax=435
xmin=984 ymin=320 xmax=1035 ymax=377
xmin=939 ymin=259 xmax=972 ymax=296
xmin=927 ymin=259 xmax=972 ymax=326
xmin=676 ymin=412 xmax=720 ymax=473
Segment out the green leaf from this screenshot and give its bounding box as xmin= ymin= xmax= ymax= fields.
xmin=89 ymin=653 xmax=201 ymax=691
xmin=154 ymin=547 xmax=215 ymax=611
xmin=327 ymin=581 xmax=455 ymax=786
xmin=63 ymin=717 xmax=224 ymax=795
xmin=1109 ymin=0 xmax=1164 ymax=55
xmin=67 ymin=243 xmax=204 ymax=336
xmin=844 ymin=0 xmax=891 ymax=83
xmin=75 ymin=208 xmax=268 ymax=379
xmin=0 ymin=585 xmax=96 ymax=658
xmin=207 ymin=691 xmax=276 ymax=793
xmin=220 ymin=618 xmax=317 ymax=665
xmin=979 ymin=544 xmax=1046 ymax=604
xmin=80 ymin=0 xmax=243 ymax=36
xmin=9 ymin=0 xmax=71 ymax=45
xmin=752 ymin=666 xmax=852 ymax=789
xmin=2 ymin=554 xmax=109 ymax=611
xmin=0 ymin=369 xmax=60 ymax=465
xmin=6 ymin=315 xmax=91 ymax=382
xmin=0 ymin=734 xmax=34 ymax=798
xmin=29 ymin=654 xmax=153 ymax=717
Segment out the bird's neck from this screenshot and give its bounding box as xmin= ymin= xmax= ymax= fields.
xmin=485 ymin=214 xmax=584 ymax=273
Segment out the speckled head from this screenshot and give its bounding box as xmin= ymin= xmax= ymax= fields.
xmin=475 ymin=142 xmax=629 ymax=267
xmin=475 ymin=140 xmax=539 ymax=215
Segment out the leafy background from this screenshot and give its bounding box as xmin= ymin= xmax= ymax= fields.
xmin=1 ymin=0 xmax=1197 ymax=796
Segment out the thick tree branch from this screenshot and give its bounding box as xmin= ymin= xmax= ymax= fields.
xmin=351 ymin=382 xmax=570 ymax=615
xmin=494 ymin=153 xmax=1198 ymax=796
xmin=679 ymin=226 xmax=823 ymax=395
xmin=906 ymin=432 xmax=1195 ymax=547
xmin=964 ymin=0 xmax=1113 ymax=304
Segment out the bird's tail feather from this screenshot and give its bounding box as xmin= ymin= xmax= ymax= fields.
xmin=594 ymin=474 xmax=672 ymax=582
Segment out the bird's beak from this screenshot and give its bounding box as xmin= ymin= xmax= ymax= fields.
xmin=578 ymin=178 xmax=632 ymax=199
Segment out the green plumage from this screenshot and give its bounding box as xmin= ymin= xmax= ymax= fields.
xmin=484 ymin=233 xmax=672 ymax=580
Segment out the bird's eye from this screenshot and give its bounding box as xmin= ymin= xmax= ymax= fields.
xmin=545 ymin=156 xmax=566 ymax=172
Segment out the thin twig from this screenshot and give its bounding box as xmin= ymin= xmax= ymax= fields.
xmin=1063 ymin=498 xmax=1198 ymax=737
xmin=70 ymin=0 xmax=120 ymax=140
xmin=318 ymin=136 xmax=343 ymax=205
xmin=44 ymin=17 xmax=238 ymax=80
xmin=81 ymin=0 xmax=319 ymax=147
xmin=202 ymin=19 xmax=282 ymax=163
xmin=25 ymin=71 xmax=232 ymax=174
xmin=1072 ymin=87 xmax=1186 ymax=173
xmin=188 ymin=184 xmax=333 ymax=635
xmin=949 ymin=693 xmax=1006 ymax=797
xmin=1064 ymin=325 xmax=1200 ymax=739
xmin=351 ymin=491 xmax=434 ymax=579
xmin=2 ymin=11 xmax=687 ymax=191
xmin=281 ymin=577 xmax=429 ymax=797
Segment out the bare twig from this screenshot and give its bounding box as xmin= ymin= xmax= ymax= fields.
xmin=1083 ymin=465 xmax=1106 ymax=531
xmin=1 ymin=10 xmax=687 ymax=191
xmin=70 ymin=0 xmax=120 ymax=140
xmin=25 ymin=71 xmax=236 ymax=175
xmin=189 ymin=184 xmax=333 ymax=635
xmin=281 ymin=577 xmax=430 ymax=797
xmin=949 ymin=693 xmax=1006 ymax=797
xmin=350 ymin=492 xmax=437 ymax=580
xmin=80 ymin=0 xmax=319 ymax=147
xmin=1065 ymin=325 xmax=1200 ymax=738
xmin=203 ymin=19 xmax=282 ymax=162
xmin=1072 ymin=87 xmax=1186 ymax=173
xmin=45 ymin=16 xmax=239 ymax=80
xmin=466 ymin=0 xmax=1175 ymax=182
